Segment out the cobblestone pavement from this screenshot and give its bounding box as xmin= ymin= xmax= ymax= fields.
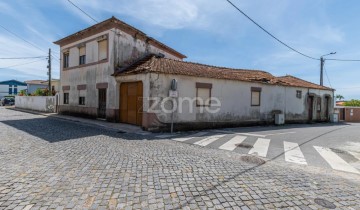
xmin=0 ymin=108 xmax=360 ymax=210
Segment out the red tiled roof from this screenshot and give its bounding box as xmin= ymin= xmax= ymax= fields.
xmin=277 ymin=75 xmax=333 ymax=90
xmin=113 ymin=54 xmax=333 ymax=90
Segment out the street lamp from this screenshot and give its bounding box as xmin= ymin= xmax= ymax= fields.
xmin=320 ymin=52 xmax=336 ymax=86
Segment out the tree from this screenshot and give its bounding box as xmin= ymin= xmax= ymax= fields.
xmin=344 ymin=100 xmax=360 ymax=107
xmin=335 ymin=94 xmax=344 ymax=101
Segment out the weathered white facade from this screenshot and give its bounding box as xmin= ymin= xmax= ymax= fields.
xmin=116 ymin=73 xmax=334 ymax=131
xmin=55 ymin=17 xmax=334 ymax=132
xmin=54 ymin=17 xmax=185 ymax=121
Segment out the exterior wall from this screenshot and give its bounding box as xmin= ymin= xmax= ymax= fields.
xmin=118 ymin=73 xmax=334 ymax=131
xmin=58 ymin=28 xmax=180 ymax=121
xmin=15 ymin=96 xmax=56 ymax=113
xmin=27 ymin=84 xmax=48 ymax=94
xmin=335 ymin=107 xmax=360 ymax=122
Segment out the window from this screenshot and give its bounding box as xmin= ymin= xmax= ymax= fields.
xmin=251 ymin=87 xmax=261 ymax=106
xmin=14 ymin=85 xmax=18 ymax=95
xmin=79 ymin=97 xmax=85 ymax=105
xmin=63 ymin=93 xmax=69 ymax=104
xmin=196 ymin=83 xmax=212 ymax=107
xmin=296 ymin=90 xmax=302 ymax=99
xmin=98 ymin=39 xmax=108 ymax=61
xmin=63 ymin=52 xmax=69 ymax=68
xmin=8 ymin=85 xmax=12 ymax=94
xmin=79 ymin=46 xmax=86 ymax=65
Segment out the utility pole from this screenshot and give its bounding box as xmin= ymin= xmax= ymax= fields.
xmin=48 ymin=48 xmax=52 ymax=96
xmin=320 ymin=57 xmax=324 ymax=86
xmin=319 ymin=52 xmax=336 ymax=86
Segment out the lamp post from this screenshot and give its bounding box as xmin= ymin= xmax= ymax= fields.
xmin=320 ymin=52 xmax=336 ymax=86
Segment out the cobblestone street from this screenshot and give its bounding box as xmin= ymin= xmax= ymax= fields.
xmin=0 ymin=108 xmax=360 ymax=210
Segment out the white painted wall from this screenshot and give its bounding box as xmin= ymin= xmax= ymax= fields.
xmin=15 ymin=96 xmax=56 ymax=113
xmin=59 ymin=27 xmax=183 ymax=120
xmin=140 ymin=73 xmax=334 ymax=124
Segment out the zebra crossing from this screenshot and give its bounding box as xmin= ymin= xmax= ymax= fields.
xmin=156 ymin=132 xmax=360 ymax=174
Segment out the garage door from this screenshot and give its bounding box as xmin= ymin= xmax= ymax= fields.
xmin=120 ymin=81 xmax=143 ymax=126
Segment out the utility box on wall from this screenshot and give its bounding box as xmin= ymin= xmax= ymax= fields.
xmin=330 ymin=113 xmax=339 ymax=123
xmin=275 ymin=114 xmax=285 ymax=125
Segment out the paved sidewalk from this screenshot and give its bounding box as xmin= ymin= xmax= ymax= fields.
xmin=9 ymin=107 xmax=149 ymax=134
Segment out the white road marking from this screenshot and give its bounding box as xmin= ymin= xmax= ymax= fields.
xmin=248 ymin=138 xmax=270 ymax=157
xmin=212 ymin=130 xmax=266 ymax=137
xmin=265 ymin=132 xmax=296 ymax=136
xmin=172 ymin=132 xmax=208 ymax=142
xmin=314 ymin=146 xmax=360 ymax=174
xmin=156 ymin=134 xmax=177 ymax=138
xmin=219 ymin=135 xmax=247 ymax=151
xmin=194 ymin=134 xmax=226 ymax=147
xmin=284 ymin=141 xmax=307 ymax=165
xmin=349 ymin=151 xmax=360 ymax=161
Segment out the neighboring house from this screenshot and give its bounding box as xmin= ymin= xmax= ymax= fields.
xmin=40 ymin=79 xmax=61 ymax=93
xmin=54 ymin=17 xmax=334 ymax=131
xmin=25 ymin=80 xmax=48 ymax=94
xmin=335 ymin=106 xmax=360 ymax=122
xmin=0 ymin=80 xmax=27 ymax=98
xmin=336 ymin=100 xmax=346 ymax=106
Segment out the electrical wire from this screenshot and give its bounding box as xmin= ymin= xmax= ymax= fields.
xmin=225 ymin=0 xmax=319 ymax=60
xmin=326 ymin=58 xmax=360 ymax=62
xmin=0 ymin=58 xmax=46 ymax=70
xmin=324 ymin=65 xmax=332 ymax=88
xmin=0 ymin=24 xmax=45 ymax=53
xmin=0 ymin=56 xmax=46 ymax=59
xmin=67 ymin=0 xmax=98 ymax=23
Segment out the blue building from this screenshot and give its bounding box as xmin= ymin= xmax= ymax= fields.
xmin=0 ymin=80 xmax=27 ymax=98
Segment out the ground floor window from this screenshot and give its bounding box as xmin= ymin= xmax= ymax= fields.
xmin=79 ymin=97 xmax=85 ymax=105
xmin=196 ymin=83 xmax=212 ymax=107
xmin=251 ymin=87 xmax=261 ymax=106
xmin=63 ymin=93 xmax=69 ymax=104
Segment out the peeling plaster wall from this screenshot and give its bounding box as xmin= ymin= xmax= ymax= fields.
xmin=59 ymin=28 xmax=181 ymax=121
xmin=142 ymin=73 xmax=334 ymax=129
xmin=15 ymin=96 xmax=56 ymax=113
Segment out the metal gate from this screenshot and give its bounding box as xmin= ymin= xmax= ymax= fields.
xmin=98 ymin=89 xmax=107 ymax=119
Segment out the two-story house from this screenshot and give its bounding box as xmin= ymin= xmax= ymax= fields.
xmin=54 ymin=17 xmax=186 ymax=121
xmin=55 ymin=17 xmax=334 ymax=132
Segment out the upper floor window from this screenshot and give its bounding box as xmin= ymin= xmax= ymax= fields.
xmin=251 ymin=87 xmax=261 ymax=106
xmin=63 ymin=52 xmax=69 ymax=68
xmin=98 ymin=39 xmax=108 ymax=61
xmin=79 ymin=46 xmax=86 ymax=65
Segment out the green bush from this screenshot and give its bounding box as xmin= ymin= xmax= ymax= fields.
xmin=344 ymin=100 xmax=360 ymax=107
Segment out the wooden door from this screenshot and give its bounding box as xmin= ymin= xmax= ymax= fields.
xmin=120 ymin=82 xmax=143 ymax=126
xmin=308 ymin=96 xmax=314 ymax=121
xmin=98 ymin=89 xmax=107 ymax=119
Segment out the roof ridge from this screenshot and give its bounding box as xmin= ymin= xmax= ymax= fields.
xmin=158 ymin=57 xmax=273 ymax=75
xmin=278 ymin=75 xmax=333 ymax=90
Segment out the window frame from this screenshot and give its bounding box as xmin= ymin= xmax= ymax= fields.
xmin=79 ymin=46 xmax=86 ymax=65
xmin=296 ymin=90 xmax=302 ymax=99
xmin=98 ymin=39 xmax=108 ymax=61
xmin=63 ymin=93 xmax=69 ymax=104
xmin=196 ymin=83 xmax=212 ymax=107
xmin=251 ymin=87 xmax=262 ymax=107
xmin=63 ymin=52 xmax=69 ymax=68
xmin=79 ymin=96 xmax=85 ymax=105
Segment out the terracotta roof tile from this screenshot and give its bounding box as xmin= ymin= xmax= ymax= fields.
xmin=113 ymin=54 xmax=332 ymax=90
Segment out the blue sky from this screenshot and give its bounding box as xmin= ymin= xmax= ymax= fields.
xmin=0 ymin=0 xmax=359 ymax=99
